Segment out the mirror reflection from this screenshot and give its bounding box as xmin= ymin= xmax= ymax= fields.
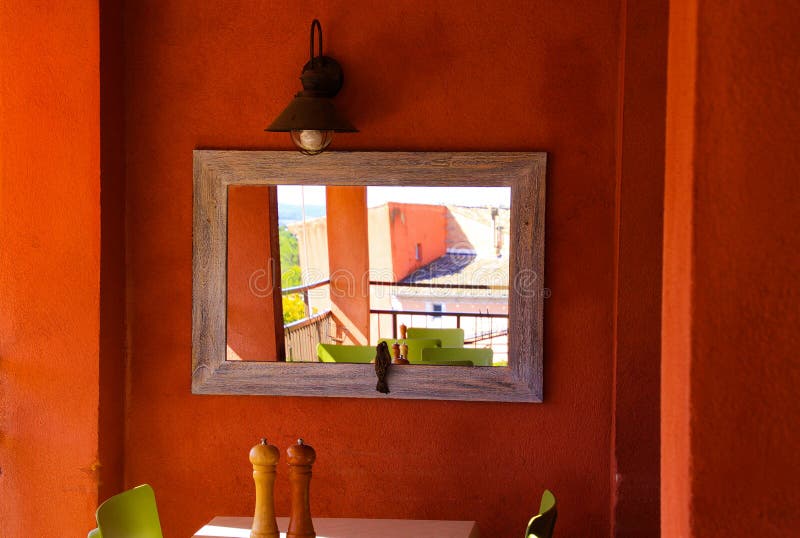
xmin=226 ymin=184 xmax=511 ymax=367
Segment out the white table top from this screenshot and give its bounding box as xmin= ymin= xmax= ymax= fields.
xmin=192 ymin=516 xmax=480 ymax=538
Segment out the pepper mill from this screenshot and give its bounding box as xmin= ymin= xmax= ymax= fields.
xmin=287 ymin=439 xmax=316 ymax=538
xmin=399 ymin=323 xmax=408 ymax=339
xmin=391 ymin=342 xmax=400 ymax=361
xmin=249 ymin=438 xmax=280 ymax=538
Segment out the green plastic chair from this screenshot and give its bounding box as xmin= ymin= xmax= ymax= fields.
xmin=415 ymin=360 xmax=474 ymax=366
xmin=406 ymin=327 xmax=465 ymax=348
xmin=525 ymin=490 xmax=557 ymax=538
xmin=94 ymin=484 xmax=163 ymax=538
xmin=421 ymin=347 xmax=493 ymax=366
xmin=378 ymin=338 xmax=441 ymax=362
xmin=317 ymin=343 xmax=376 ymax=363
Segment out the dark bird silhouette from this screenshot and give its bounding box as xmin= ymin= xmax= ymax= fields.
xmin=374 ymin=341 xmax=391 ymax=393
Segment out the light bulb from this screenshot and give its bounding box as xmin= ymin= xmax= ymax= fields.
xmin=291 ymin=129 xmax=334 ymax=155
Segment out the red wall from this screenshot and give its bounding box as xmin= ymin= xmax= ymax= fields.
xmin=227 ymin=186 xmax=281 ymax=361
xmin=0 ymin=1 xmax=102 ymax=536
xmin=123 ymin=2 xmax=621 ymax=536
xmin=388 ymin=203 xmax=447 ymax=281
xmin=662 ymin=0 xmax=800 ymax=536
xmin=611 ymin=1 xmax=668 ymax=536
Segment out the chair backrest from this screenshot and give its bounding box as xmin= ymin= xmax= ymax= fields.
xmin=378 ymin=338 xmax=441 ymax=362
xmin=317 ymin=343 xmax=376 ymax=363
xmin=421 ymin=347 xmax=493 ymax=366
xmin=525 ymin=489 xmax=557 ymax=538
xmin=96 ymin=484 xmax=163 ymax=538
xmin=407 ymin=327 xmax=465 ymax=348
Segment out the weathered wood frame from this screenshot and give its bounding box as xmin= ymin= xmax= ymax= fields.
xmin=193 ymin=151 xmax=546 ymax=401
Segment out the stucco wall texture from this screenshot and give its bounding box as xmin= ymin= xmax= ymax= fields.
xmin=662 ymin=0 xmax=800 ymax=536
xmin=0 ymin=1 xmax=102 ymax=536
xmin=123 ymin=2 xmax=619 ymax=536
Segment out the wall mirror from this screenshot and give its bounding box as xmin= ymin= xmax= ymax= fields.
xmin=193 ymin=151 xmax=546 ymax=401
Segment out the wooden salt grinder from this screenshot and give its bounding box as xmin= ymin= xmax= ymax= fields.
xmin=399 ymin=323 xmax=408 ymax=339
xmin=249 ymin=438 xmax=280 ymax=538
xmin=287 ymin=439 xmax=316 ymax=538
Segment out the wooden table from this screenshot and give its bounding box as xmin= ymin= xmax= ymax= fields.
xmin=192 ymin=516 xmax=481 ymax=538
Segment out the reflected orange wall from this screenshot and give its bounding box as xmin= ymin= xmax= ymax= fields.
xmin=227 ymin=186 xmax=280 ymax=361
xmin=0 ymin=1 xmax=102 ymax=536
xmin=326 ymin=186 xmax=370 ymax=344
xmin=388 ymin=203 xmax=446 ymax=281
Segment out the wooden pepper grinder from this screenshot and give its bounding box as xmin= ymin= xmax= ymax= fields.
xmin=249 ymin=438 xmax=280 ymax=538
xmin=391 ymin=342 xmax=401 ymax=363
xmin=399 ymin=323 xmax=408 ymax=339
xmin=287 ymin=439 xmax=316 ymax=538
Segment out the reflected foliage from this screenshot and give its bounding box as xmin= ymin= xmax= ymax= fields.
xmin=279 ymin=226 xmax=305 ymax=324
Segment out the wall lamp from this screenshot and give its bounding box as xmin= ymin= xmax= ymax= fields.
xmin=266 ymin=19 xmax=357 ymax=155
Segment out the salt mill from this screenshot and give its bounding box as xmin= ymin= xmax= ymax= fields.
xmin=399 ymin=323 xmax=408 ymax=339
xmin=249 ymin=438 xmax=280 ymax=538
xmin=287 ymin=438 xmax=316 ymax=538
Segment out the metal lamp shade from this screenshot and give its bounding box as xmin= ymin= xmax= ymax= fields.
xmin=266 ymin=96 xmax=357 ymax=133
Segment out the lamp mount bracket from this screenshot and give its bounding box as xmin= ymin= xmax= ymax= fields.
xmin=299 ymin=56 xmax=344 ymax=97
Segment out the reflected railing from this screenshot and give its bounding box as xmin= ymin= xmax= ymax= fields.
xmin=284 ymin=310 xmax=335 ymax=362
xmin=281 ymin=279 xmax=510 ymax=364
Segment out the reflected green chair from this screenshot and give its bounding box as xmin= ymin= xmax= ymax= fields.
xmin=378 ymin=338 xmax=441 ymax=362
xmin=525 ymin=490 xmax=557 ymax=538
xmin=406 ymin=327 xmax=465 ymax=348
xmin=421 ymin=347 xmax=493 ymax=366
xmin=317 ymin=343 xmax=376 ymax=363
xmin=91 ymin=484 xmax=163 ymax=538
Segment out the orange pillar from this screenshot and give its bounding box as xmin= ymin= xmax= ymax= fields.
xmin=0 ymin=1 xmax=102 ymax=536
xmin=227 ymin=186 xmax=284 ymax=361
xmin=662 ymin=0 xmax=800 ymax=535
xmin=326 ymin=186 xmax=370 ymax=345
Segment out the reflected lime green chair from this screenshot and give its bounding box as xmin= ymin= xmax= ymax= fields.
xmin=406 ymin=327 xmax=464 ymax=348
xmin=378 ymin=338 xmax=441 ymax=362
xmin=525 ymin=490 xmax=557 ymax=538
xmin=317 ymin=343 xmax=376 ymax=363
xmin=415 ymin=360 xmax=474 ymax=366
xmin=92 ymin=484 xmax=163 ymax=538
xmin=421 ymin=347 xmax=493 ymax=366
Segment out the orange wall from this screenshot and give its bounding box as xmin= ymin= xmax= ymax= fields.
xmin=227 ymin=186 xmax=281 ymax=361
xmin=123 ymin=2 xmax=623 ymax=536
xmin=326 ymin=186 xmax=371 ymax=344
xmin=662 ymin=0 xmax=800 ymax=536
xmin=0 ymin=1 xmax=102 ymax=536
xmin=367 ymin=204 xmax=393 ymax=279
xmin=388 ymin=203 xmax=447 ymax=281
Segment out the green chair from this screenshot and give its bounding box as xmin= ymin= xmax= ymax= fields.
xmin=378 ymin=338 xmax=441 ymax=362
xmin=525 ymin=490 xmax=557 ymax=538
xmin=406 ymin=327 xmax=465 ymax=348
xmin=415 ymin=360 xmax=474 ymax=366
xmin=317 ymin=343 xmax=376 ymax=363
xmin=92 ymin=484 xmax=163 ymax=538
xmin=421 ymin=347 xmax=493 ymax=366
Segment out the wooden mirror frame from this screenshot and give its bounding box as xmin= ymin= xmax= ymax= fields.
xmin=193 ymin=151 xmax=546 ymax=401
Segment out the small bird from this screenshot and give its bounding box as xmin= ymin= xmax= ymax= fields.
xmin=374 ymin=341 xmax=391 ymax=394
